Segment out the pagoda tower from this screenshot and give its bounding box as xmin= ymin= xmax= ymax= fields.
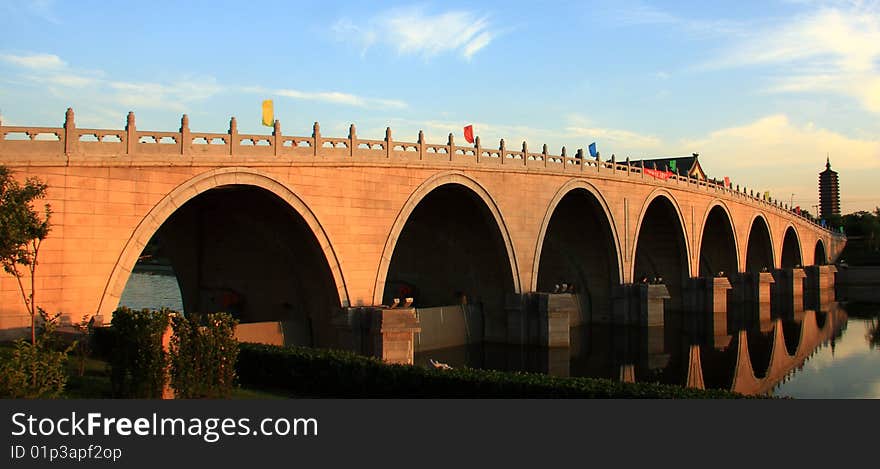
xmin=819 ymin=157 xmax=840 ymax=219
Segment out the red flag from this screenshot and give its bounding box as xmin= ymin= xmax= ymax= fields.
xmin=723 ymin=176 xmax=730 ymax=188
xmin=463 ymin=125 xmax=474 ymax=144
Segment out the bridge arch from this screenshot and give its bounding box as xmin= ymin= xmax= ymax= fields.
xmin=780 ymin=225 xmax=803 ymax=269
xmin=697 ymin=200 xmax=739 ymax=278
xmin=97 ymin=167 xmax=349 ymax=318
xmin=814 ymin=239 xmax=828 ymax=265
xmin=372 ymin=171 xmax=520 ymax=306
xmin=744 ymin=213 xmax=775 ymax=272
xmin=631 ymin=189 xmax=691 ymax=306
xmin=532 ymin=178 xmax=623 ymax=320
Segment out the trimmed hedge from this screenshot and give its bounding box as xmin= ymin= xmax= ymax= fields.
xmin=237 ymin=343 xmax=752 ymax=399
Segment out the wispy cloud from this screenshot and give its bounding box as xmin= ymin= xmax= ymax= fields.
xmin=611 ymin=1 xmax=750 ymax=37
xmin=333 ymin=6 xmax=495 ymax=60
xmin=682 ymin=114 xmax=880 ymax=169
xmin=700 ymin=5 xmax=880 ymax=113
xmin=681 ymin=114 xmax=880 ymax=211
xmin=275 ymin=89 xmax=406 ymax=110
xmin=0 ymin=52 xmax=65 ymax=69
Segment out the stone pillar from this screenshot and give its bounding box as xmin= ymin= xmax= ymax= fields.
xmin=643 ymin=284 xmax=670 ymax=326
xmin=806 ymin=265 xmax=837 ymax=306
xmin=706 ymin=276 xmax=732 ymax=314
xmin=612 ymin=283 xmax=669 ymax=326
xmin=773 ymin=268 xmax=806 ymax=314
xmin=754 ymin=271 xmax=775 ymax=304
xmin=331 ymin=306 xmax=421 ymax=365
xmin=366 ymin=308 xmax=420 ymax=365
xmin=508 ymin=293 xmax=572 ymax=347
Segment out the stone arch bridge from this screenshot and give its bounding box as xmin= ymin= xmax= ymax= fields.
xmin=0 ymin=110 xmax=844 ymax=362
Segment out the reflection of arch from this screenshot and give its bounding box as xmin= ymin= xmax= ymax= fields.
xmin=630 ymin=189 xmax=692 ymax=281
xmin=697 ymin=200 xmax=740 ymax=277
xmin=744 ymin=213 xmax=775 ymax=272
xmin=780 ymin=225 xmax=803 ymax=268
xmin=373 ymin=171 xmax=520 ymax=305
xmin=97 ymin=167 xmax=348 ymax=317
xmin=531 ymin=178 xmax=623 ymax=290
xmin=814 ymin=239 xmax=828 ymax=265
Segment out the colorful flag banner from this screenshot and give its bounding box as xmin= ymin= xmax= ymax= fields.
xmin=723 ymin=176 xmax=730 ymax=188
xmin=463 ymin=125 xmax=474 ymax=144
xmin=644 ymin=168 xmax=673 ymax=179
xmin=588 ymin=142 xmax=598 ymax=158
xmin=261 ymin=100 xmax=274 ymax=127
xmin=669 ymin=160 xmax=677 ymax=173
xmin=764 ymin=191 xmax=770 ymax=201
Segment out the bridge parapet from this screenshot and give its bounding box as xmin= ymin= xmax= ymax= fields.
xmin=0 ymin=109 xmax=842 ymax=237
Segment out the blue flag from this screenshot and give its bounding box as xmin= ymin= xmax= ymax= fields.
xmin=588 ymin=142 xmax=597 ymax=158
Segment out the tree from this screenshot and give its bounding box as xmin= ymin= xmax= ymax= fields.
xmin=0 ymin=165 xmax=51 ymax=344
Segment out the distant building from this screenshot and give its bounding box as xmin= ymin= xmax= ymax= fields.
xmin=819 ymin=157 xmax=840 ymax=219
xmin=628 ymin=153 xmax=707 ymax=181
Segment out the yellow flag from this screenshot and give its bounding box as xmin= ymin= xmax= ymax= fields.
xmin=261 ymin=100 xmax=274 ymax=127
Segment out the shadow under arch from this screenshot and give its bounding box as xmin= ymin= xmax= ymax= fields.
xmin=631 ymin=189 xmax=692 ymax=307
xmin=97 ymin=167 xmax=349 ymax=318
xmin=697 ymin=200 xmax=739 ymax=278
xmin=372 ymin=171 xmax=520 ymax=306
xmin=532 ymin=179 xmax=623 ymax=322
xmin=744 ymin=213 xmax=775 ymax=272
xmin=780 ymin=224 xmax=803 ymax=269
xmin=814 ymin=239 xmax=828 ymax=265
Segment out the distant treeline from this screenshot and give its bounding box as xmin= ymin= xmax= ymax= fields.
xmin=829 ymin=209 xmax=880 ymax=266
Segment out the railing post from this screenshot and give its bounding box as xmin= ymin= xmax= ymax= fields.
xmin=180 ymin=114 xmax=190 ymax=156
xmin=64 ymin=107 xmax=76 ymax=158
xmin=561 ymin=146 xmax=567 ymax=170
xmin=640 ymin=160 xmax=645 ymax=179
xmin=626 ymin=156 xmax=631 ymax=176
xmin=273 ymin=119 xmax=281 ymax=156
xmin=313 ymin=122 xmax=321 ymax=157
xmin=385 ymin=127 xmax=392 ymax=158
xmin=576 ymin=148 xmax=584 ymax=172
xmin=349 ymin=123 xmax=357 ymax=157
xmin=499 ymin=138 xmax=505 ymax=165
xmin=522 ymin=141 xmax=528 ymax=166
xmin=418 ymin=130 xmax=425 ymax=160
xmin=125 ymin=111 xmax=135 ymax=155
xmin=475 ymin=136 xmax=481 ymax=164
xmin=448 ymin=133 xmax=454 ymax=162
xmin=228 ymin=117 xmax=237 ymax=156
xmin=543 ymin=144 xmax=548 ymax=167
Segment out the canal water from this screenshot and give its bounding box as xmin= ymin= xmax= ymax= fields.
xmin=119 ymin=271 xmax=880 ymax=398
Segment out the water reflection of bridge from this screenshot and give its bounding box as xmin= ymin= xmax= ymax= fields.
xmin=688 ymin=305 xmax=846 ymax=395
xmin=415 ymin=296 xmax=848 ymax=396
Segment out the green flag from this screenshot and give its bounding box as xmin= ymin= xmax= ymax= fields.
xmin=669 ymin=160 xmax=677 ymax=172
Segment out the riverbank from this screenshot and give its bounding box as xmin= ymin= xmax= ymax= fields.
xmin=837 ymin=265 xmax=880 ymax=302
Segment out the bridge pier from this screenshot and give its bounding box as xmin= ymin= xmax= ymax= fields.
xmin=612 ymin=283 xmax=670 ymax=327
xmin=772 ymin=268 xmax=806 ymax=314
xmin=805 ymin=265 xmax=837 ymax=308
xmin=508 ymin=293 xmax=573 ymax=347
xmin=332 ymin=306 xmax=421 ymax=365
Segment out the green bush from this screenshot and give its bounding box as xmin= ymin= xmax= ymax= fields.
xmin=236 ymin=343 xmax=751 ymax=399
xmin=170 ymin=312 xmax=239 ymax=398
xmin=0 ymin=309 xmax=70 ymax=398
xmin=108 ymin=307 xmax=170 ymax=398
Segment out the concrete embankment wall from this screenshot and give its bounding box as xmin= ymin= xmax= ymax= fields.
xmin=837 ymin=266 xmax=880 ymax=302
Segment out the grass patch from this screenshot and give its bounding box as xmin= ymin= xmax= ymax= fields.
xmin=237 ymin=343 xmax=755 ymax=399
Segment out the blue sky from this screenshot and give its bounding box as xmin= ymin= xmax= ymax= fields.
xmin=1 ymin=0 xmax=878 ymax=212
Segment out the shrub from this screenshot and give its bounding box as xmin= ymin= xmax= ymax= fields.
xmin=0 ymin=309 xmax=70 ymax=398
xmin=108 ymin=307 xmax=170 ymax=398
xmin=169 ymin=312 xmax=239 ymax=398
xmin=236 ymin=343 xmax=751 ymax=399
